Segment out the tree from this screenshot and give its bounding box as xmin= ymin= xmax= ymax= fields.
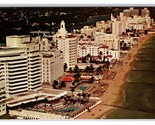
xmin=52 ymin=80 xmax=59 ymax=89
xmin=69 ymin=67 xmax=73 ymax=73
xmin=120 ymin=41 xmax=124 ymax=47
xmin=90 ymin=64 xmax=94 ymax=73
xmin=85 ymin=66 xmax=91 ymax=74
xmin=82 ymin=93 xmax=87 ymax=98
xmin=99 ymin=51 xmax=103 ymax=55
xmin=80 ymin=35 xmax=84 ymax=39
xmin=77 ymin=93 xmax=81 ymax=98
xmin=96 ymin=66 xmax=102 ymax=75
xmin=89 ymin=76 xmax=94 ymax=84
xmin=64 ymin=63 xmax=68 ymax=72
xmin=74 ymin=73 xmax=81 ymax=82
xmin=70 ymin=87 xmax=75 ymax=94
xmin=74 ymin=65 xmax=79 ymax=73
xmin=123 ymin=43 xmax=127 ymax=50
xmin=105 ymin=61 xmax=110 ymax=68
xmin=122 ymin=32 xmax=125 ymax=35
xmin=144 ymin=30 xmax=148 ymax=35
xmin=60 ymin=81 xmax=66 ymax=88
xmin=103 ymin=56 xmax=106 ymax=62
xmin=87 ymin=94 xmax=91 ymax=99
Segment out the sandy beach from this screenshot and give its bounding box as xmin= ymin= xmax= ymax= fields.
xmin=76 ymin=33 xmax=154 ymax=119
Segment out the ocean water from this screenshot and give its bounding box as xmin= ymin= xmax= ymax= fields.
xmin=107 ymin=34 xmax=155 ymax=119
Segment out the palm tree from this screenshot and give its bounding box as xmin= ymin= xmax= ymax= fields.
xmin=82 ymin=93 xmax=87 ymax=98
xmin=74 ymin=73 xmax=81 ymax=82
xmin=90 ymin=64 xmax=94 ymax=73
xmin=52 ymin=80 xmax=59 ymax=89
xmin=60 ymin=81 xmax=66 ymax=88
xmin=96 ymin=66 xmax=102 ymax=75
xmin=85 ymin=66 xmax=91 ymax=74
xmin=89 ymin=76 xmax=94 ymax=84
xmin=64 ymin=63 xmax=68 ymax=72
xmin=70 ymin=87 xmax=75 ymax=94
xmin=69 ymin=67 xmax=73 ymax=73
xmin=74 ymin=65 xmax=79 ymax=73
xmin=77 ymin=93 xmax=81 ymax=98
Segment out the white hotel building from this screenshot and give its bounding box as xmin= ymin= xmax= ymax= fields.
xmin=31 ymin=36 xmax=64 ymax=84
xmin=77 ymin=28 xmax=120 ymax=62
xmin=80 ymin=26 xmax=97 ymax=36
xmin=0 ymin=35 xmax=42 ymax=98
xmin=0 ymin=66 xmax=6 ymax=115
xmin=111 ymin=8 xmax=153 ymax=36
xmin=53 ymin=20 xmax=78 ymax=68
xmin=41 ymin=50 xmax=63 ymax=84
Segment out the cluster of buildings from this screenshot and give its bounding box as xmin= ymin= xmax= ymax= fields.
xmin=0 ymin=7 xmax=154 ymax=119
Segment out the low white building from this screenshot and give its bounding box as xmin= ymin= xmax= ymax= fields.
xmin=77 ymin=40 xmax=120 ymax=62
xmin=80 ymin=26 xmax=95 ymax=36
xmin=94 ymin=32 xmax=120 ymax=50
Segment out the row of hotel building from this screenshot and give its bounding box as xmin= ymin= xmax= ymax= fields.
xmin=0 ymin=7 xmax=154 ymax=116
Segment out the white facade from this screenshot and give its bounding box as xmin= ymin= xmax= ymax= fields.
xmin=125 ymin=15 xmax=152 ymax=30
xmin=0 ymin=66 xmax=6 ymax=116
xmin=80 ymin=26 xmax=96 ymax=36
xmin=6 ymin=35 xmax=30 ymax=48
xmin=54 ymin=21 xmax=78 ymax=68
xmin=2 ymin=35 xmax=42 ymax=96
xmin=111 ymin=9 xmax=153 ymax=35
xmin=0 ymin=48 xmax=29 ymax=97
xmin=123 ymin=7 xmax=150 ymax=17
xmin=77 ymin=40 xmax=120 ymax=61
xmin=57 ymin=36 xmax=77 ymax=68
xmin=0 ymin=47 xmax=42 ymax=97
xmin=111 ymin=14 xmax=126 ymax=36
xmin=95 ymin=32 xmax=119 ymax=50
xmin=41 ymin=50 xmax=64 ymax=84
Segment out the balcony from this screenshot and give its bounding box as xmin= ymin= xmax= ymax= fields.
xmin=9 ymin=77 xmax=27 ymax=82
xmin=8 ymin=60 xmax=27 ymax=64
xmin=9 ymin=73 xmax=27 ymax=78
xmin=31 ymin=77 xmax=41 ymax=82
xmin=8 ymin=67 xmax=27 ymax=72
xmin=30 ymin=60 xmax=40 ymax=64
xmin=29 ymin=70 xmax=41 ymax=75
xmin=9 ymin=70 xmax=27 ymax=75
xmin=9 ymin=80 xmax=28 ymax=86
xmin=9 ymin=84 xmax=28 ymax=90
xmin=9 ymin=63 xmax=27 ymax=68
xmin=30 ymin=62 xmax=41 ymax=66
xmin=30 ymin=73 xmax=41 ymax=78
xmin=9 ymin=88 xmax=28 ymax=94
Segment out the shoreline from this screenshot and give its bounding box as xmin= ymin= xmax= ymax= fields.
xmin=76 ymin=33 xmax=154 ymax=119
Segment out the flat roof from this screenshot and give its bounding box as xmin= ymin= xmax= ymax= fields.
xmin=0 ymin=47 xmax=23 ymax=51
xmin=6 ymin=35 xmax=30 ymax=38
xmin=0 ymin=47 xmax=25 ymax=56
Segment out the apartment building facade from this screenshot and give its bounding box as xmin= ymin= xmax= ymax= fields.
xmin=53 ymin=20 xmax=78 ymax=68
xmin=0 ymin=62 xmax=6 ymax=116
xmin=41 ymin=50 xmax=63 ymax=84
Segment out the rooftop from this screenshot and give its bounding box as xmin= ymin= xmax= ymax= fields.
xmin=0 ymin=47 xmax=25 ymax=56
xmin=7 ymin=35 xmax=30 ymax=38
